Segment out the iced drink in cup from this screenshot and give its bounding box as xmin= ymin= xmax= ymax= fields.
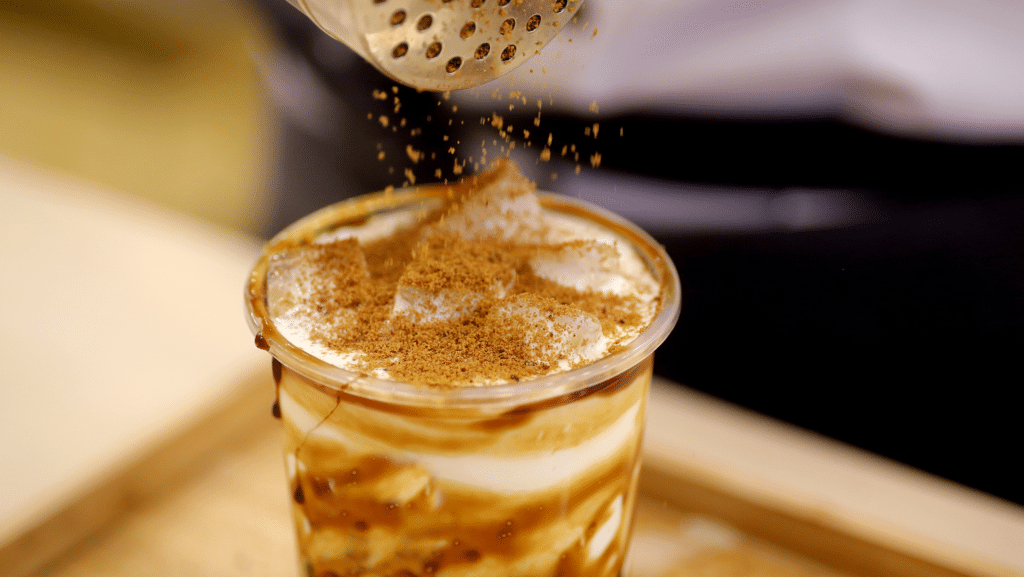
xmin=245 ymin=159 xmax=680 ymax=577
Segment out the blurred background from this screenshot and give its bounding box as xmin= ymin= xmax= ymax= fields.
xmin=2 ymin=0 xmax=1021 ymax=510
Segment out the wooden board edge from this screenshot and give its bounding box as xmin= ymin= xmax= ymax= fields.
xmin=642 ymin=381 xmax=1024 ymax=577
xmin=0 ymin=362 xmax=276 ymax=577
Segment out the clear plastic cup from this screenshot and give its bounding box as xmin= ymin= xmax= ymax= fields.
xmin=245 ymin=185 xmax=680 ymax=577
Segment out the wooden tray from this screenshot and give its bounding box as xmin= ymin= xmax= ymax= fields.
xmin=5 ymin=372 xmax=1022 ymax=577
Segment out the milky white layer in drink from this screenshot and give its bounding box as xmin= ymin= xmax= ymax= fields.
xmin=280 ymin=384 xmax=641 ymax=494
xmin=268 ymin=187 xmax=661 ymax=383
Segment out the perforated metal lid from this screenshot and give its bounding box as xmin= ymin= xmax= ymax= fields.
xmin=342 ymin=0 xmax=584 ymax=91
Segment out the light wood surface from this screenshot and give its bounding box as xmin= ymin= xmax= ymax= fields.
xmin=23 ymin=372 xmax=293 ymax=577
xmin=0 ymin=156 xmax=267 ymax=577
xmin=642 ymin=385 xmax=1024 ymax=577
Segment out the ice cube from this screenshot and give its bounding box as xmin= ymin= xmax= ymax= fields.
xmin=437 ymin=158 xmax=546 ymax=242
xmin=267 ymin=238 xmax=370 ymax=333
xmin=392 ymin=234 xmax=515 ymax=324
xmin=490 ymin=293 xmax=605 ymax=367
xmin=529 ymin=240 xmax=633 ymax=296
xmin=392 ymin=288 xmax=483 ymax=325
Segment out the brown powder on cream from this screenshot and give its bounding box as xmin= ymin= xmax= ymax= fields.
xmin=274 ymin=160 xmax=659 ymax=386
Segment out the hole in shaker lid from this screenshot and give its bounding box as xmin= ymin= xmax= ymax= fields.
xmin=500 ymin=18 xmax=515 ymax=36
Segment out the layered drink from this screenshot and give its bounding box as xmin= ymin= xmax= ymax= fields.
xmin=245 ymin=159 xmax=680 ymax=577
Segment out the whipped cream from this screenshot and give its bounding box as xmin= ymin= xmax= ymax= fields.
xmin=266 ymin=159 xmax=662 ymax=385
